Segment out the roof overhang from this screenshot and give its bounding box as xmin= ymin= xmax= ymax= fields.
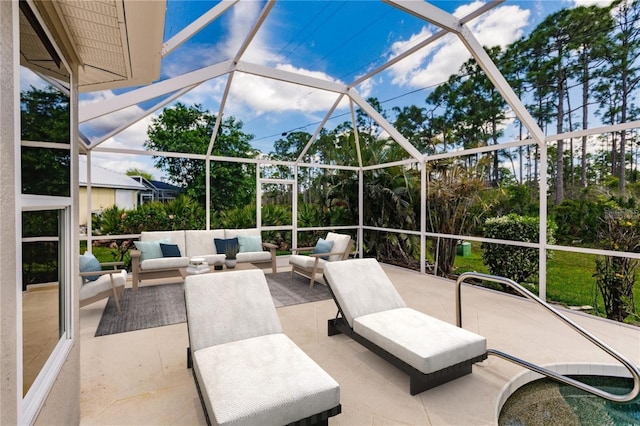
xmin=25 ymin=0 xmax=166 ymax=92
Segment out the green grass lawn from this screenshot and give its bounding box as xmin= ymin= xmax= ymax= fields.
xmin=454 ymin=241 xmax=640 ymax=324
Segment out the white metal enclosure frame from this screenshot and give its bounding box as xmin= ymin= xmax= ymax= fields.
xmin=76 ymin=0 xmax=640 ymax=301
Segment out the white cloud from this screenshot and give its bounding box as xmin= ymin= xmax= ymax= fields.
xmin=158 ymin=0 xmax=351 ymax=120
xmin=387 ymin=2 xmax=530 ymax=89
xmin=89 ymin=153 xmax=159 ymax=178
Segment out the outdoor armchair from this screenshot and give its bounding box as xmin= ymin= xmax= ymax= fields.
xmin=289 ymin=232 xmax=354 ymax=288
xmin=79 ymin=260 xmax=127 ymax=314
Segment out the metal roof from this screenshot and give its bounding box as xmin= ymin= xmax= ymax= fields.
xmin=78 ymin=156 xmax=145 ymax=190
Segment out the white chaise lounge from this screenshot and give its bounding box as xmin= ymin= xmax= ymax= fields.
xmin=324 ymin=258 xmax=487 ymax=395
xmin=184 ymin=269 xmax=341 ymax=425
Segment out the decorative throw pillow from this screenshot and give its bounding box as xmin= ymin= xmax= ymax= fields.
xmin=237 ymin=235 xmax=263 ymax=253
xmin=134 ymin=239 xmax=169 ymax=262
xmin=214 ymin=237 xmax=239 ymax=255
xmin=79 ymin=251 xmax=101 ymax=282
xmin=160 ymin=243 xmax=181 ymax=257
xmin=313 ymin=238 xmax=334 ymax=260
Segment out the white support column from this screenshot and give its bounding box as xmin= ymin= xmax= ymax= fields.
xmin=0 ymin=1 xmax=20 ymax=422
xmin=538 ymin=141 xmax=548 ymax=300
xmin=293 ymin=164 xmax=299 ymax=250
xmin=256 ymin=165 xmax=261 ymax=229
xmin=421 ymin=161 xmax=427 ymax=275
xmin=358 ymin=168 xmax=364 ymax=258
xmin=85 ymin=153 xmax=93 ymax=250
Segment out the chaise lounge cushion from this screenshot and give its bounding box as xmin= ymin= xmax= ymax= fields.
xmin=185 ymin=270 xmax=340 ymax=425
xmin=324 ymin=257 xmax=487 ymax=389
xmin=193 ymin=334 xmax=340 ymax=426
xmin=324 ymin=258 xmax=406 ymax=327
xmin=185 ymin=270 xmax=283 ymax=351
xmin=354 ymin=307 xmax=487 ymax=375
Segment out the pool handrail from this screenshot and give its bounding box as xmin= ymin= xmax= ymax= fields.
xmin=455 ymin=271 xmax=640 ymax=404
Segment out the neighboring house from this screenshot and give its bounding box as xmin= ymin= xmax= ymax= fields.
xmin=130 ymin=175 xmax=182 ymax=205
xmin=79 ymin=156 xmax=146 ymax=226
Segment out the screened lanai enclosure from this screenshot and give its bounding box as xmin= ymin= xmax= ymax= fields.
xmin=10 ymin=0 xmax=640 ymax=423
xmin=24 ymin=0 xmax=640 ymax=333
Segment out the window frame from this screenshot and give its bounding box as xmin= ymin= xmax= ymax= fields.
xmin=17 ymin=1 xmax=77 ymax=422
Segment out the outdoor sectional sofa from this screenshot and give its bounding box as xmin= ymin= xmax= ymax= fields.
xmin=130 ymin=229 xmax=277 ymax=290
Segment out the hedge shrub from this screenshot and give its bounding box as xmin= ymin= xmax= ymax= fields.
xmin=481 ymin=214 xmax=555 ymax=284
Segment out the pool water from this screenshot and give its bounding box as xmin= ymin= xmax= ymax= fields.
xmin=499 ymin=375 xmax=640 ymax=426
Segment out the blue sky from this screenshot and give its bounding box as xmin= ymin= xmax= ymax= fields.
xmin=75 ymin=0 xmax=611 ymax=179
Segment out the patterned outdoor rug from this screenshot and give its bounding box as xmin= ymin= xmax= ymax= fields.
xmin=267 ymin=272 xmax=332 ymax=307
xmin=94 ymin=272 xmax=332 ymax=337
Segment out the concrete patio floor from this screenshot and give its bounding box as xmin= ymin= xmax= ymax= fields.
xmin=78 ymin=262 xmax=640 ymax=425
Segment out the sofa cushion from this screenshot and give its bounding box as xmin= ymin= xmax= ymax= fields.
xmin=224 ymin=228 xmax=261 ymax=239
xmin=160 ymin=243 xmax=181 ymax=257
xmin=134 ymin=240 xmax=168 ymax=262
xmin=185 ymin=229 xmax=225 ymax=257
xmin=193 ymin=334 xmax=340 ymax=426
xmin=238 ymin=235 xmax=262 ymax=253
xmin=354 ymin=307 xmax=487 ymax=375
xmin=141 ymin=231 xmax=187 ymax=257
xmin=140 ymin=256 xmax=189 ymax=270
xmin=236 ymin=251 xmax=272 ymax=263
xmin=79 ymin=251 xmax=101 ymax=281
xmin=214 ymin=238 xmax=239 ymax=257
xmin=289 ymin=254 xmax=327 ymax=270
xmin=313 ymin=238 xmax=334 ymax=260
xmin=324 ymin=232 xmax=351 ymax=261
xmin=80 ymin=269 xmax=127 ymax=300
